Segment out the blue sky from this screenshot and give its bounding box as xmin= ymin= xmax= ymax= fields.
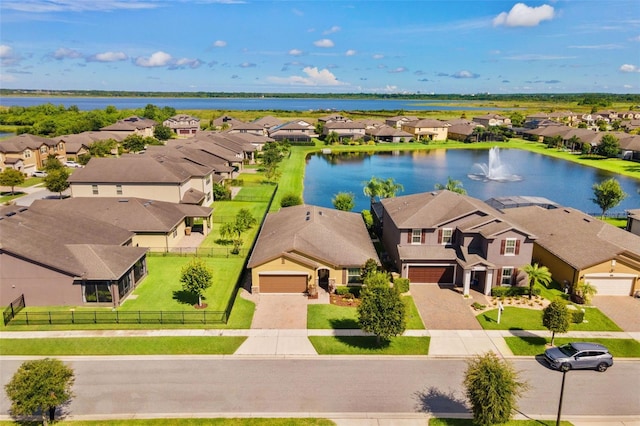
xmin=1 ymin=0 xmax=639 ymax=94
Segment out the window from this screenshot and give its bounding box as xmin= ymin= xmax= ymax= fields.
xmin=441 ymin=228 xmax=453 ymax=245
xmin=24 ymin=150 xmax=32 ymax=158
xmin=411 ymin=229 xmax=422 ymax=244
xmin=501 ymin=267 xmax=514 ymax=286
xmin=40 ymin=146 xmax=47 ymax=154
xmin=84 ymin=283 xmax=113 ymax=303
xmin=347 ymin=268 xmax=361 ymax=283
xmin=504 ymin=238 xmax=517 ymax=255
xmin=92 ymin=185 xmax=98 ymax=195
xmin=116 ymin=185 xmax=122 ymax=195
xmin=172 ymin=228 xmax=178 ymax=238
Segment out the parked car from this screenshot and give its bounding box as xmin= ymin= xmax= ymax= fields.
xmin=544 ymin=342 xmax=613 ymax=372
xmin=32 ymin=170 xmax=48 ymax=177
xmin=64 ymin=161 xmax=82 ymax=168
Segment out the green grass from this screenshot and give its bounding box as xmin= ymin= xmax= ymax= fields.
xmin=476 ymin=306 xmax=622 ymax=331
xmin=429 ymin=419 xmax=572 ymax=426
xmin=309 ymin=336 xmax=430 ymax=355
xmin=0 ymin=336 xmax=247 ymax=356
xmin=505 ymin=337 xmax=640 ymax=357
xmin=0 ymin=419 xmax=335 ymax=426
xmin=307 ymin=296 xmax=425 ymax=330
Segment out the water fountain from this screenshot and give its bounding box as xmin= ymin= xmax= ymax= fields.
xmin=468 ymin=146 xmax=522 ymax=182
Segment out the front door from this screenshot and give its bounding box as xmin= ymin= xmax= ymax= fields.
xmin=318 ymin=269 xmax=330 ymax=291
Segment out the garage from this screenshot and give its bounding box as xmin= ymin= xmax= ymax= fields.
xmin=408 ymin=266 xmax=454 ymax=284
xmin=259 ymin=274 xmax=308 ymax=293
xmin=584 ymin=275 xmax=634 ymax=296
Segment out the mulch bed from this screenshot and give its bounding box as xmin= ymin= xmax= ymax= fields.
xmin=330 ymin=294 xmax=361 ymax=307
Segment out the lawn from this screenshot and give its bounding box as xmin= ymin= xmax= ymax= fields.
xmin=309 ymin=336 xmax=430 ymax=355
xmin=476 ymin=306 xmax=622 ymax=331
xmin=505 ymin=337 xmax=640 ymax=357
xmin=0 ymin=336 xmax=247 ymax=356
xmin=307 ymin=296 xmax=424 ymax=330
xmin=430 ymin=419 xmax=572 ymax=426
xmin=0 ymin=419 xmax=336 ymax=426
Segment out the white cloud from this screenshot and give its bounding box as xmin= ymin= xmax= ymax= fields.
xmin=631 ymin=35 xmax=640 ymax=42
xmin=1 ymin=0 xmax=160 ymax=12
xmin=53 ymin=47 xmax=83 ymax=60
xmin=568 ymin=44 xmax=621 ymax=50
xmin=323 ymin=25 xmax=341 ymax=35
xmin=88 ymin=51 xmax=127 ymax=62
xmin=135 ymin=51 xmax=172 ymax=67
xmin=372 ymin=54 xmax=384 ymax=59
xmin=620 ymin=64 xmax=640 ymax=73
xmin=389 ymin=67 xmax=407 ymax=73
xmin=506 ymin=54 xmax=576 ymax=60
xmin=624 ymin=84 xmax=633 ymax=89
xmin=493 ymin=3 xmax=555 ymax=27
xmin=267 ymin=66 xmax=346 ymax=86
xmin=0 ymin=73 xmax=17 ymax=83
xmin=170 ymin=58 xmax=202 ymax=69
xmin=239 ymin=62 xmax=256 ymax=68
xmin=314 ymin=39 xmax=334 ymax=48
xmin=213 ymin=40 xmax=227 ymax=48
xmin=452 ymin=70 xmax=479 ymax=79
xmin=0 ymin=44 xmax=20 ymax=66
xmin=345 ymin=49 xmax=357 ymax=56
xmin=288 ymin=49 xmax=303 ymax=56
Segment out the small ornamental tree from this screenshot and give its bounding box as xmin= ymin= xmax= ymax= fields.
xmin=43 ymin=155 xmax=64 ymax=171
xmin=5 ymin=358 xmax=75 ymax=426
xmin=361 ymin=209 xmax=373 ymax=230
xmin=357 ymin=271 xmax=406 ymax=346
xmin=463 ymin=352 xmax=528 ymax=426
xmin=332 ymin=191 xmax=355 ymax=211
xmin=180 ymin=258 xmax=213 ymax=307
xmin=153 ymin=124 xmax=173 ymax=141
xmin=0 ymin=168 xmax=25 ymax=195
xmin=592 ymin=178 xmax=627 ymax=218
xmin=43 ymin=168 xmax=70 ymax=199
xmin=280 ymin=192 xmax=302 ymax=207
xmin=542 ymin=298 xmax=571 ymax=346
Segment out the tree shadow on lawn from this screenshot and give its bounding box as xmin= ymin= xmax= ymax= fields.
xmin=329 ymin=318 xmax=359 ymax=329
xmin=414 ymin=386 xmax=468 ymax=415
xmin=479 ymin=313 xmax=525 ymax=330
xmin=172 ymin=290 xmax=200 ymax=306
xmin=334 ymin=335 xmax=391 ymax=349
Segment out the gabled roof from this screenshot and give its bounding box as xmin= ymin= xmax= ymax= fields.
xmin=67 ymin=156 xmax=191 ymax=184
xmin=248 ymin=204 xmax=379 ymax=269
xmin=402 ymin=119 xmax=446 ymax=128
xmin=252 ymin=115 xmax=284 ymax=129
xmin=367 ymin=125 xmax=413 ymax=138
xmin=100 ymin=116 xmax=156 ymax=132
xmin=0 ymin=134 xmax=57 ymax=153
xmin=324 ymin=121 xmax=366 ymax=130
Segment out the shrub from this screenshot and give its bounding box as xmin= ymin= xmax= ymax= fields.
xmin=572 ymin=309 xmax=585 ymax=324
xmin=280 ymin=192 xmax=303 ymax=207
xmin=335 ymin=286 xmax=361 ymax=298
xmin=471 ymin=302 xmax=486 ymax=311
xmin=491 ymin=287 xmax=509 ymax=298
xmin=492 ymin=286 xmax=539 ymax=298
xmin=393 ymin=277 xmax=410 ymax=293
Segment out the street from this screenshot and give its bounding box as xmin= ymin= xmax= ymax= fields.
xmin=1 ymin=357 xmax=638 ymax=419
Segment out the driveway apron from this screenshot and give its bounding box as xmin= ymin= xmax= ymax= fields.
xmin=592 ymin=296 xmax=640 ymax=332
xmin=250 ymin=294 xmax=308 ymax=329
xmin=410 ymin=284 xmax=483 ymax=330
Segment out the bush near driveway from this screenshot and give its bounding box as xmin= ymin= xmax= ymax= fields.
xmin=476 ymin=306 xmax=622 ymax=331
xmin=505 ymin=337 xmax=640 ymax=357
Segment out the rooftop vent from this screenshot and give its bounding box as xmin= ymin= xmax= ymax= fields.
xmin=118 ymin=199 xmax=129 ymax=203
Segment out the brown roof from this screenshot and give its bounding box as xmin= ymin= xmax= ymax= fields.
xmin=68 ymin=156 xmax=191 ymax=184
xmin=100 ymin=116 xmax=156 ymax=132
xmin=248 ymin=204 xmax=379 ymax=269
xmin=0 ymin=134 xmax=57 ymax=153
xmin=402 ymin=119 xmax=446 ymax=129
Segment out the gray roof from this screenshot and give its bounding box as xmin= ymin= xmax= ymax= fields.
xmin=0 ymin=134 xmax=57 ymax=153
xmin=248 ymin=204 xmax=379 ymax=269
xmin=100 ymin=116 xmax=156 ymax=132
xmin=68 ymin=156 xmax=191 ymax=184
xmin=402 ymin=119 xmax=446 ymax=128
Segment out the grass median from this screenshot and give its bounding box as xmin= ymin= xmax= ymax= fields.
xmin=476 ymin=306 xmax=622 ymax=331
xmin=505 ymin=337 xmax=640 ymax=357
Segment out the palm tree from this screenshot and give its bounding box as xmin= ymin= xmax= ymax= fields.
xmin=362 ymin=177 xmax=384 ymax=205
xmin=522 ymin=263 xmax=552 ymax=300
xmin=380 ymin=177 xmax=404 ymax=199
xmin=435 ymin=177 xmax=466 ymax=195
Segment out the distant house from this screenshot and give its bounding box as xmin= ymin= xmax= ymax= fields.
xmin=626 ymin=209 xmax=640 ymax=237
xmin=323 ymin=121 xmax=366 ymax=141
xmin=385 ymin=116 xmax=419 ymax=129
xmin=400 ymin=119 xmax=448 ymax=141
xmin=472 ymin=114 xmax=511 ymax=128
xmin=268 ymin=121 xmax=317 ymax=142
xmin=503 ymin=206 xmax=640 ymax=296
xmin=225 ymin=121 xmax=266 ymax=136
xmin=212 ymin=115 xmax=244 ymax=131
xmin=318 ymin=113 xmax=351 ymax=124
xmin=446 ymin=123 xmax=480 ymax=142
xmin=252 ymin=115 xmax=284 ymax=132
xmin=366 ymin=125 xmax=414 ymax=143
xmin=0 ymin=134 xmax=65 ymax=175
xmin=163 ymin=114 xmax=200 ymax=138
xmin=248 ymin=205 xmax=379 ymax=294
xmin=54 ymin=131 xmax=125 ymax=160
xmin=100 ymin=116 xmax=156 ymax=137
xmin=375 ymin=190 xmax=536 ymax=296
xmin=0 ymin=204 xmax=148 ymax=307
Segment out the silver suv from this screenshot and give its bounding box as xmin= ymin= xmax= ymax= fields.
xmin=544 ymin=342 xmax=613 ymax=372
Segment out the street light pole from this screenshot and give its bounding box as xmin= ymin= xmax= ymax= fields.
xmin=556 ymin=370 xmax=567 ymax=426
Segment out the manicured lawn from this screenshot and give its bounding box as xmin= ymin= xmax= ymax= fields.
xmin=0 ymin=336 xmax=247 ymax=356
xmin=309 ymin=336 xmax=430 ymax=355
xmin=476 ymin=306 xmax=622 ymax=331
xmin=307 ymin=296 xmax=424 ymax=330
xmin=505 ymin=337 xmax=640 ymax=357
xmin=0 ymin=419 xmax=335 ymax=426
xmin=430 ymin=419 xmax=572 ymax=426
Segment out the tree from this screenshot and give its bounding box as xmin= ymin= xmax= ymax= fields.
xmin=360 ymin=258 xmax=380 ymax=282
xmin=574 ymin=279 xmax=598 ymax=305
xmin=5 ymin=358 xmax=75 ymax=425
xmin=380 ymin=177 xmax=404 ymax=198
xmin=0 ymin=168 xmax=25 ymax=195
xmin=180 ymin=258 xmax=213 ymax=307
xmin=357 ymin=271 xmax=406 ymax=346
xmin=592 ymin=178 xmax=627 ymax=217
xmin=122 ymin=134 xmax=146 ymax=152
xmin=509 ymin=111 xmax=525 ymax=127
xmin=43 ymin=155 xmax=64 ymax=172
xmin=325 ymin=131 xmax=340 ymax=145
xmin=361 ymin=209 xmax=373 ymax=230
xmin=235 ymin=208 xmax=257 ymax=232
xmin=463 ymin=352 xmax=528 ymax=426
xmin=595 ymin=134 xmax=620 ymax=158
xmin=522 ymin=263 xmax=552 ymax=300
xmin=434 ymin=177 xmax=466 ymax=194
xmin=280 ymin=192 xmax=302 ymax=207
xmin=88 ymin=139 xmax=117 ymax=157
xmin=212 ymin=183 xmax=231 ymax=200
xmin=332 ymin=191 xmax=355 ymax=211
xmin=43 ymin=169 xmax=70 ymax=199
xmin=153 ymin=124 xmax=173 ymax=141
xmin=542 ymin=298 xmax=571 ymax=346
xmin=363 ymin=176 xmax=384 ymax=204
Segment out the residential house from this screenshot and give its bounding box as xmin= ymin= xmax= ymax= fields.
xmin=252 ymin=115 xmax=284 ymax=132
xmin=225 ymin=121 xmax=266 ymax=136
xmin=322 ymin=121 xmax=366 ymax=141
xmin=248 ymin=204 xmax=380 ymax=294
xmin=627 ymin=209 xmax=640 ymax=237
xmin=0 ymin=204 xmax=147 ymax=307
xmin=400 ymin=119 xmax=448 ymax=141
xmin=385 ymin=116 xmax=419 ymax=129
xmin=163 ymin=114 xmax=200 ymax=138
xmin=375 ymin=190 xmax=536 ymax=296
xmin=54 ymin=131 xmax=126 ymax=160
xmin=619 ymin=134 xmax=640 ymax=160
xmin=446 ymin=123 xmax=481 ymax=142
xmin=318 ymin=113 xmax=351 ymax=124
xmin=268 ymin=121 xmax=317 ymax=142
xmin=212 ymin=115 xmax=244 ymax=131
xmin=0 ymin=134 xmax=66 ymax=175
xmin=100 ymin=116 xmax=156 ymax=137
xmin=472 ymin=114 xmax=512 ymax=128
xmin=502 ymin=206 xmax=640 ymax=296
xmin=144 ymin=143 xmax=235 ymax=184
xmin=366 ymin=125 xmax=414 ymax=143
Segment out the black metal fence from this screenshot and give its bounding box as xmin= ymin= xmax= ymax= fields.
xmin=146 ymin=247 xmax=250 ymax=257
xmin=3 ymin=294 xmax=25 ymax=326
xmin=8 ymin=309 xmax=227 ymax=326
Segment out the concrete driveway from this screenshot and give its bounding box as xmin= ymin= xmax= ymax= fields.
xmin=410 ymin=284 xmax=484 ymax=330
xmin=250 ymin=294 xmax=309 ymax=329
xmin=593 ymin=296 xmax=640 ymax=332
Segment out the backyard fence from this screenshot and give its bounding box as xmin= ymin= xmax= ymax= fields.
xmin=147 ymin=247 xmax=250 ymax=257
xmin=7 ymin=309 xmax=228 ymax=326
xmin=3 ymin=294 xmax=25 ymax=326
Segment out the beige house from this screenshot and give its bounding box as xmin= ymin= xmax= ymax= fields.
xmin=503 ymin=206 xmax=640 ymax=296
xmin=400 ymin=119 xmax=448 ymax=141
xmin=323 ymin=121 xmax=366 ymax=141
xmin=0 ymin=134 xmax=66 ymax=175
xmin=627 ymin=209 xmax=640 ymax=237
xmin=248 ymin=205 xmax=380 ymax=294
xmin=472 ymin=114 xmax=512 ymax=128
xmin=163 ymin=114 xmax=200 ymax=137
xmin=100 ymin=116 xmax=156 ymax=137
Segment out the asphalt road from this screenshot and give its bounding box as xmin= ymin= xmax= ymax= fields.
xmin=1 ymin=357 xmax=638 ymax=419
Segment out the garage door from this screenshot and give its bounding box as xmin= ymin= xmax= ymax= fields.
xmin=408 ymin=266 xmax=454 ymax=284
xmin=259 ymin=275 xmax=307 ymax=293
xmin=584 ymin=276 xmax=634 ymax=296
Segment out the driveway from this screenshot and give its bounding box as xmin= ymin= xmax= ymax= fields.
xmin=250 ymin=294 xmax=309 ymax=329
xmin=410 ymin=284 xmax=484 ymax=330
xmin=593 ymin=296 xmax=640 ymax=332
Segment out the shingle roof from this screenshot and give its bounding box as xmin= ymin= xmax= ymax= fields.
xmin=0 ymin=134 xmax=57 ymax=153
xmin=100 ymin=116 xmax=156 ymax=132
xmin=68 ymin=156 xmax=191 ymax=184
xmin=248 ymin=204 xmax=379 ymax=269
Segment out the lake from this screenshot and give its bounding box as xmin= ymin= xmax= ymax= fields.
xmin=0 ymin=96 xmax=508 ymax=112
xmin=303 ymin=148 xmax=640 ymax=214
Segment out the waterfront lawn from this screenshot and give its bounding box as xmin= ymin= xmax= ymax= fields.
xmin=0 ymin=336 xmax=247 ymax=356
xmin=0 ymin=418 xmax=336 ymax=426
xmin=309 ymin=336 xmax=430 ymax=355
xmin=505 ymin=337 xmax=640 ymax=357
xmin=476 ymin=306 xmax=622 ymax=331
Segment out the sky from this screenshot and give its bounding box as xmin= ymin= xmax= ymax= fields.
xmin=1 ymin=0 xmax=639 ymax=94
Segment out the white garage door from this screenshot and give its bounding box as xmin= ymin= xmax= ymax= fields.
xmin=585 ymin=275 xmax=634 ymax=296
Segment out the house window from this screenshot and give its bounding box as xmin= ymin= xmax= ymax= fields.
xmin=503 ymin=238 xmax=517 ymax=255
xmin=347 ymin=268 xmax=361 ymax=283
xmin=116 ymin=185 xmax=122 ymax=195
xmin=441 ymin=228 xmax=453 ymax=245
xmin=24 ymin=150 xmax=32 ymax=158
xmin=92 ymin=185 xmax=98 ymax=195
xmin=173 ymin=228 xmax=178 ymax=238
xmin=84 ymin=283 xmax=113 ymax=303
xmin=411 ymin=229 xmax=422 ymax=244
xmin=501 ymin=267 xmax=514 ymax=286
xmin=40 ymin=146 xmax=47 ymax=154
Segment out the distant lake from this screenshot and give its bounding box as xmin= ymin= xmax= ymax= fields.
xmin=303 ymin=148 xmax=640 ymax=214
xmin=0 ymin=96 xmax=509 ymax=112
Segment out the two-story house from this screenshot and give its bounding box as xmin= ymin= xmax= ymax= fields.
xmin=322 ymin=121 xmax=367 ymax=141
xmin=472 ymin=114 xmax=512 ymax=128
xmin=0 ymin=134 xmax=66 ymax=175
xmin=268 ymin=120 xmax=317 ymax=142
xmin=385 ymin=116 xmax=419 ymax=129
xmin=100 ymin=116 xmax=156 ymax=137
xmin=375 ymin=190 xmax=536 ymax=296
xmin=163 ymin=114 xmax=201 ymax=137
xmin=400 ymin=119 xmax=448 ymax=141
